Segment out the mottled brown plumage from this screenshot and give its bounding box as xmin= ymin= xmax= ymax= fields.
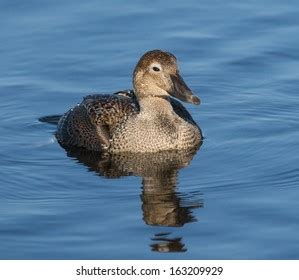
xmin=56 ymin=50 xmax=202 ymax=152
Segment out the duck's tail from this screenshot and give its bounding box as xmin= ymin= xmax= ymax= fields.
xmin=38 ymin=115 xmax=62 ymax=125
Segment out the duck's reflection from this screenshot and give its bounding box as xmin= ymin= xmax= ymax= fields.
xmin=151 ymin=234 xmax=187 ymax=253
xmin=64 ymin=143 xmax=203 ymax=253
xmin=141 ymin=170 xmax=198 ymax=227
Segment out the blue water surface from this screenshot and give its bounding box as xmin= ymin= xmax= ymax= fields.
xmin=0 ymin=0 xmax=299 ymax=259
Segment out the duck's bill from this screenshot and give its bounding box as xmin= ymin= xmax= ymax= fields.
xmin=170 ymin=74 xmax=200 ymax=105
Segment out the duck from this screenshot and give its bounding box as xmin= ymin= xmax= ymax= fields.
xmin=56 ymin=50 xmax=202 ymax=153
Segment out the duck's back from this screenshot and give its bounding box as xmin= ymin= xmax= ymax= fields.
xmin=56 ymin=92 xmax=139 ymax=151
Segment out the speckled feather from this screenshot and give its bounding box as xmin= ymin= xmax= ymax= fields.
xmin=56 ymin=91 xmax=138 ymax=151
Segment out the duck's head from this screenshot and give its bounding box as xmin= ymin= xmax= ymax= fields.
xmin=133 ymin=50 xmax=200 ymax=105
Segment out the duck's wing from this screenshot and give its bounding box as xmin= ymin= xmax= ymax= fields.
xmin=56 ymin=91 xmax=139 ymax=151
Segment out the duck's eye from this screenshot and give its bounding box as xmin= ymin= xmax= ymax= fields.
xmin=152 ymin=66 xmax=160 ymax=72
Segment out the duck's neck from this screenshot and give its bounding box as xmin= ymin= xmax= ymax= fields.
xmin=138 ymin=96 xmax=174 ymax=117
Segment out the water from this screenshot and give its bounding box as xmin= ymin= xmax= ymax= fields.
xmin=1 ymin=0 xmax=299 ymax=259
